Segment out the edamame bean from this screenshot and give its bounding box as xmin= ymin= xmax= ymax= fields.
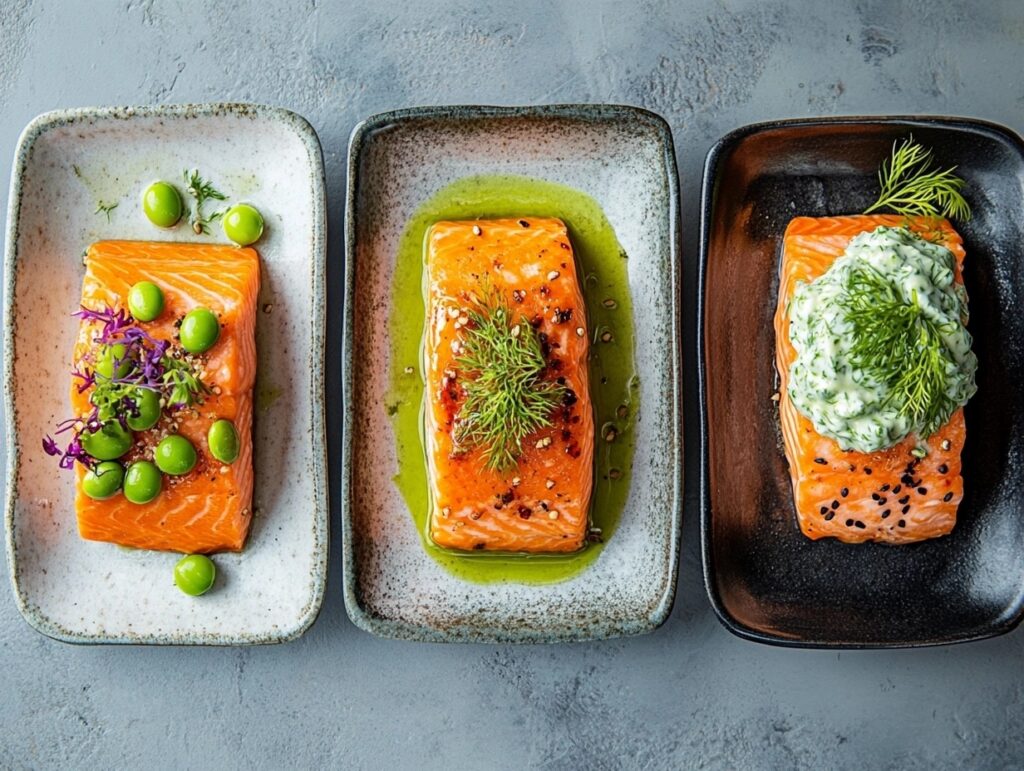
xmin=81 ymin=461 xmax=124 ymax=500
xmin=123 ymin=460 xmax=162 ymax=504
xmin=207 ymin=419 xmax=239 ymax=463
xmin=142 ymin=181 xmax=183 ymax=228
xmin=127 ymin=281 xmax=164 ymax=321
xmin=126 ymin=387 xmax=161 ymax=431
xmin=94 ymin=343 xmax=131 ymax=380
xmin=173 ymin=554 xmax=216 ymax=596
xmin=79 ymin=421 xmax=132 ymax=461
xmin=222 ymin=203 xmax=264 ymax=246
xmin=179 ymin=308 xmax=220 ymax=354
xmin=155 ymin=434 xmax=197 ymax=475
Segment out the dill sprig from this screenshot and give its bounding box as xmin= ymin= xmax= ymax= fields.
xmin=842 ymin=265 xmax=959 ymax=436
xmin=452 ymin=290 xmax=565 ymax=472
xmin=183 ymin=168 xmax=228 ymax=234
xmin=864 ymin=136 xmax=970 ymax=221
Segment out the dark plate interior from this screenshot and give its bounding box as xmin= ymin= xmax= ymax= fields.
xmin=699 ymin=117 xmax=1024 ymax=648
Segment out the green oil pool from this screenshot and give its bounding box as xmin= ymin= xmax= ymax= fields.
xmin=385 ymin=175 xmax=638 ymax=584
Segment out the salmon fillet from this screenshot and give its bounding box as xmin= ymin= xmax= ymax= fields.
xmin=775 ymin=215 xmax=966 ymax=544
xmin=71 ymin=241 xmax=259 ymax=553
xmin=424 ymin=218 xmax=594 ymax=552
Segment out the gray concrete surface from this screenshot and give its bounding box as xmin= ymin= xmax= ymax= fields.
xmin=2 ymin=0 xmax=1024 ymax=768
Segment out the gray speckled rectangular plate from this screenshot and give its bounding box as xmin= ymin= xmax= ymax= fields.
xmin=3 ymin=104 xmax=328 ymax=644
xmin=343 ymin=105 xmax=682 ymax=643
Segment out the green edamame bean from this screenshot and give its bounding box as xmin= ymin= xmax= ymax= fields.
xmin=126 ymin=387 xmax=161 ymax=431
xmin=222 ymin=203 xmax=264 ymax=246
xmin=173 ymin=554 xmax=216 ymax=596
xmin=94 ymin=343 xmax=131 ymax=380
xmin=81 ymin=461 xmax=124 ymax=500
xmin=142 ymin=181 xmax=183 ymax=228
xmin=79 ymin=421 xmax=132 ymax=461
xmin=155 ymin=434 xmax=197 ymax=475
xmin=127 ymin=281 xmax=164 ymax=322
xmin=207 ymin=419 xmax=239 ymax=464
xmin=179 ymin=308 xmax=220 ymax=354
xmin=123 ymin=460 xmax=161 ymax=504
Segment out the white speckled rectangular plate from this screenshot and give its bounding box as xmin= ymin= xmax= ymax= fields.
xmin=3 ymin=104 xmax=328 ymax=644
xmin=343 ymin=105 xmax=682 ymax=643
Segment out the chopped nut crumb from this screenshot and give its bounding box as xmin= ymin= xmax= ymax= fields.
xmin=472 ymin=225 xmax=482 ymax=236
xmin=547 ymin=270 xmax=560 ymax=281
xmin=545 ymin=479 xmax=555 ymax=489
xmin=511 ymin=477 xmax=521 ymax=487
xmin=535 ymin=437 xmax=552 ymax=449
xmin=548 ymin=510 xmax=559 ymax=520
xmin=576 ymin=327 xmax=585 ymax=337
xmin=441 ymin=507 xmax=451 ymax=518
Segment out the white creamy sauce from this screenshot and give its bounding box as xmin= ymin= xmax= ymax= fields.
xmin=787 ymin=226 xmax=977 ymax=452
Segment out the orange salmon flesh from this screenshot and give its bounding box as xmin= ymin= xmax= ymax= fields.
xmin=775 ymin=215 xmax=967 ymax=544
xmin=72 ymin=241 xmax=260 ymax=553
xmin=424 ymin=218 xmax=594 ymax=552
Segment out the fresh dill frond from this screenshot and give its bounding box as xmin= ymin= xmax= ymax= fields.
xmin=94 ymin=201 xmax=118 ymax=222
xmin=452 ymin=290 xmax=565 ymax=472
xmin=183 ymin=168 xmax=228 ymax=234
xmin=842 ymin=265 xmax=959 ymax=436
xmin=864 ymin=136 xmax=970 ymax=221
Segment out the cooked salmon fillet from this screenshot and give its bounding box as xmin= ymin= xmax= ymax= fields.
xmin=71 ymin=241 xmax=259 ymax=553
xmin=424 ymin=218 xmax=594 ymax=552
xmin=775 ymin=215 xmax=966 ymax=544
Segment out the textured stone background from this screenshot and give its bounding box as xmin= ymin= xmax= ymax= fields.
xmin=2 ymin=0 xmax=1024 ymax=768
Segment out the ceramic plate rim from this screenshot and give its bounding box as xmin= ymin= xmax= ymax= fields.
xmin=3 ymin=102 xmax=329 ymax=645
xmin=342 ymin=103 xmax=683 ymax=643
xmin=698 ymin=113 xmax=1024 ymax=649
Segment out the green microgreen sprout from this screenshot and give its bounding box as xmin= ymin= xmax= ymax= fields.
xmin=95 ymin=201 xmax=118 ymax=222
xmin=183 ymin=169 xmax=228 ymax=234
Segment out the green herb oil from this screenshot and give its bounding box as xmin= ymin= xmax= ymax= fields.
xmin=386 ymin=175 xmax=638 ymax=584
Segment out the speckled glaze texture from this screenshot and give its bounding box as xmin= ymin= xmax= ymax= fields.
xmin=699 ymin=116 xmax=1024 ymax=648
xmin=3 ymin=104 xmax=328 ymax=644
xmin=343 ymin=105 xmax=682 ymax=643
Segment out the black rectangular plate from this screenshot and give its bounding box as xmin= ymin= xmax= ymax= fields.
xmin=699 ymin=116 xmax=1024 ymax=648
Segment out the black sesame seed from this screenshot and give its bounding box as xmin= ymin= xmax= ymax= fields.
xmin=899 ymin=495 xmax=910 ymax=505
xmin=917 ymin=487 xmax=927 ymax=495
xmin=820 ymin=506 xmax=829 ymax=515
xmin=880 ymin=484 xmax=890 ymax=492
xmin=892 ymin=484 xmax=902 ymax=494
xmin=824 ymin=511 xmax=835 ymax=521
xmin=871 ymin=493 xmax=880 ymax=501
xmin=901 ymin=475 xmax=914 ymax=485
xmin=938 ymin=464 xmax=948 ymax=474
xmin=855 ymin=521 xmax=866 ymax=529
xmin=841 ymin=487 xmax=849 ymax=497
xmin=902 ymin=505 xmax=910 ymax=514
xmin=845 ymin=519 xmax=854 ymax=527
xmin=864 ymin=467 xmax=872 ymax=475
xmin=881 ymin=509 xmax=891 ymax=519
xmin=877 ymin=498 xmax=887 ymax=506
xmin=898 ymin=519 xmax=906 ymax=528
xmin=814 ymin=457 xmax=827 ymax=465
xmin=831 ymin=500 xmax=840 ymax=510
xmin=943 ymin=492 xmax=953 ymax=502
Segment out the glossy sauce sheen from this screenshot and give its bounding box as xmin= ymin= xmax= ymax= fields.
xmin=425 ymin=219 xmax=594 ymax=552
xmin=72 ymin=241 xmax=260 ymax=553
xmin=775 ymin=215 xmax=966 ymax=544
